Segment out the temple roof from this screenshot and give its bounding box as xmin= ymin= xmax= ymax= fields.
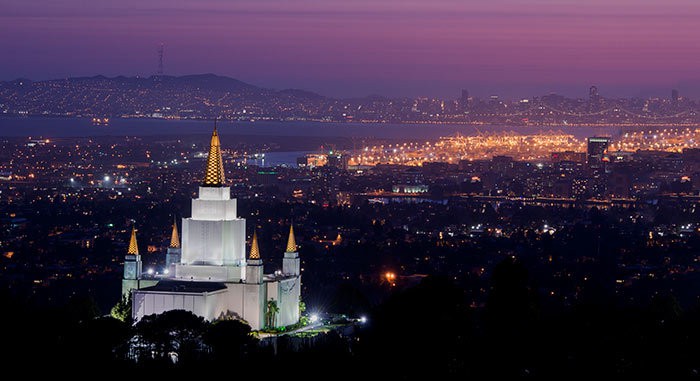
xmin=202 ymin=125 xmax=225 ymax=187
xmin=138 ymin=280 xmax=227 ymax=293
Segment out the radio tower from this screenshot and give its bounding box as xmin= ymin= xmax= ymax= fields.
xmin=157 ymin=43 xmax=164 ymax=76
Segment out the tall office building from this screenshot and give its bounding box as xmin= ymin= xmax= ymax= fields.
xmin=460 ymin=89 xmax=469 ymax=111
xmin=589 ymin=85 xmax=600 ymax=107
xmin=587 ymin=136 xmax=610 ymax=169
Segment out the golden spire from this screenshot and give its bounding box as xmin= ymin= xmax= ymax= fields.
xmin=128 ymin=226 xmax=139 ymax=255
xmin=249 ymin=230 xmax=261 ymax=259
xmin=286 ymin=224 xmax=297 ymax=252
xmin=202 ymin=124 xmax=225 ymax=186
xmin=169 ymin=218 xmax=180 ymax=248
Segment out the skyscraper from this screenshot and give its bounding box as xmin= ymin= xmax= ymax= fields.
xmin=672 ymin=89 xmax=680 ymax=103
xmin=460 ymin=89 xmax=469 ymax=111
xmin=587 ymin=136 xmax=610 ymax=169
xmin=589 ymin=85 xmax=600 ymax=107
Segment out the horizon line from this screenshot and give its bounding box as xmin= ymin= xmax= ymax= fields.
xmin=0 ymin=72 xmax=692 ymax=101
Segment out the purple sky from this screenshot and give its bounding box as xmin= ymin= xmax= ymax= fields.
xmin=2 ymin=0 xmax=700 ymax=98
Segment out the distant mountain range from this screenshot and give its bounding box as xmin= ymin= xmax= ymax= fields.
xmin=1 ymin=74 xmax=698 ymax=126
xmin=0 ymin=73 xmax=336 ymax=119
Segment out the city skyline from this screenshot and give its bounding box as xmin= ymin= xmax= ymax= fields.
xmin=3 ymin=0 xmax=700 ymax=98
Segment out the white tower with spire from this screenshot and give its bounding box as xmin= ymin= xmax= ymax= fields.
xmin=121 ymin=226 xmax=158 ymax=295
xmin=242 ymin=230 xmax=266 ymax=329
xmin=165 ymin=218 xmax=181 ymax=273
xmin=275 ymin=224 xmax=301 ymax=326
xmin=123 ymin=226 xmax=142 ymax=281
xmin=177 ymin=126 xmax=247 ymax=281
xmin=283 ymin=225 xmax=301 ymax=276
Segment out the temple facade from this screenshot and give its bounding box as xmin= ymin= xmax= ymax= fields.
xmin=122 ymin=126 xmax=301 ymax=330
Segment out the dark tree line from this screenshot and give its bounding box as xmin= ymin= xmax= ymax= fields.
xmin=5 ymin=262 xmax=700 ymax=378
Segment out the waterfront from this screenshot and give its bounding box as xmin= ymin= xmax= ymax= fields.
xmin=0 ymin=117 xmax=620 ymax=140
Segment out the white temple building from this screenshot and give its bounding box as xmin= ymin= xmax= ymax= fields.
xmin=122 ymin=126 xmax=301 ymax=330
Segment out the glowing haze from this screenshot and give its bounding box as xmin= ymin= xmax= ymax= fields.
xmin=2 ymin=0 xmax=699 ymax=98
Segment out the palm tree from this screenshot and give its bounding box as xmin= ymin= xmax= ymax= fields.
xmin=266 ymin=299 xmax=280 ymax=328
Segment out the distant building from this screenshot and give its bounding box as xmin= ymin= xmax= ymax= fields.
xmin=421 ymin=161 xmax=454 ymax=175
xmin=460 ymin=89 xmax=469 ymax=111
xmin=552 ymin=178 xmax=573 ymax=198
xmin=392 ymin=184 xmax=429 ymax=194
xmin=571 ymin=178 xmax=588 ymax=199
xmin=326 ymin=153 xmax=349 ymax=170
xmin=253 ymin=170 xmax=280 ymax=187
xmin=491 ymin=155 xmax=514 ymax=173
xmin=297 ymin=154 xmax=327 ymax=169
xmin=587 ymin=136 xmax=610 ymax=169
xmin=608 ymin=172 xmax=632 ymax=198
xmin=589 ymin=85 xmax=600 ymax=105
xmin=551 ymin=151 xmax=586 ymax=163
xmin=672 ymin=89 xmax=680 ymax=103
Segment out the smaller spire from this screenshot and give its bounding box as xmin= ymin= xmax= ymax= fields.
xmin=128 ymin=226 xmax=139 ymax=255
xmin=286 ymin=224 xmax=297 ymax=252
xmin=169 ymin=218 xmax=180 ymax=248
xmin=249 ymin=230 xmax=261 ymax=259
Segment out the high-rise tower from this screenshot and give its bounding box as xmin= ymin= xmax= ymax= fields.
xmin=587 ymin=136 xmax=610 ymax=169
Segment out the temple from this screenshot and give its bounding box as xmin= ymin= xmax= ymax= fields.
xmin=122 ymin=126 xmax=302 ymax=330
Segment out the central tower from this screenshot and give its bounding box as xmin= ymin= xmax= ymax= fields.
xmin=177 ymin=127 xmax=246 ymax=281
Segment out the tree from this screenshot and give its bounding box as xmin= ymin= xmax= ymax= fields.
xmin=65 ymin=317 xmax=131 ymax=365
xmin=266 ymin=300 xmax=279 ymax=328
xmin=134 ymin=310 xmax=209 ymax=364
xmin=484 ymin=256 xmax=538 ymax=334
xmin=110 ymin=293 xmax=132 ymax=322
xmin=362 ymin=275 xmax=471 ymax=377
xmin=331 ymin=282 xmax=371 ymax=316
xmin=204 ymin=319 xmax=257 ymax=363
xmin=64 ymin=295 xmax=100 ymax=323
